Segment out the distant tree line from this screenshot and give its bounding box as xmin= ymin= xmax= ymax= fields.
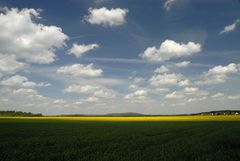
xmin=191 ymin=110 xmax=240 ymax=116
xmin=0 ymin=111 xmax=43 ymax=117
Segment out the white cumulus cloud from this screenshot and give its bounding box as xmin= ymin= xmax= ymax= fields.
xmin=154 ymin=65 xmax=169 ymax=73
xmin=0 ymin=75 xmax=50 ymax=88
xmin=184 ymin=87 xmax=199 ymax=93
xmin=149 ymin=73 xmax=183 ymax=86
xmin=68 ymin=43 xmax=99 ymax=58
xmin=65 ymin=84 xmax=115 ymax=102
xmin=125 ymin=90 xmax=149 ymax=103
xmin=179 ymin=80 xmax=190 ymax=87
xmin=64 ymin=84 xmax=100 ymax=94
xmin=0 ymin=54 xmax=26 ymax=74
xmin=0 ymin=75 xmax=36 ymax=88
xmin=165 ymin=91 xmax=184 ymax=99
xmin=211 ymin=93 xmax=225 ymax=99
xmin=197 ymin=63 xmax=239 ymax=85
xmin=208 ymin=63 xmax=238 ymax=75
xmin=57 ymin=63 xmax=103 ymax=77
xmin=0 ymin=8 xmax=68 ymax=64
xmin=228 ymin=95 xmax=240 ymax=100
xmin=141 ymin=40 xmax=201 ymax=62
xmin=84 ymin=7 xmax=128 ymax=27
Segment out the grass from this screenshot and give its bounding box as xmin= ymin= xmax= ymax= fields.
xmin=0 ymin=116 xmax=240 ymax=161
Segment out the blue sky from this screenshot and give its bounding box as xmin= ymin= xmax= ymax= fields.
xmin=0 ymin=0 xmax=240 ymax=115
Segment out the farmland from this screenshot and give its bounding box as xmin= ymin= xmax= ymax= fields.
xmin=0 ymin=116 xmax=240 ymax=161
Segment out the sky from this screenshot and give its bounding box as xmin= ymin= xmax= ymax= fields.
xmin=0 ymin=0 xmax=240 ymax=115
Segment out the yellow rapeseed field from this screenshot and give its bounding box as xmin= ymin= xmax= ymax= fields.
xmin=1 ymin=115 xmax=240 ymax=121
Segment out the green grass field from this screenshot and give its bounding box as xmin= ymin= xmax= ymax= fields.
xmin=1 ymin=117 xmax=240 ymax=161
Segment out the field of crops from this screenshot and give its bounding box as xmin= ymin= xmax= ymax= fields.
xmin=1 ymin=115 xmax=240 ymax=121
xmin=1 ymin=116 xmax=240 ymax=161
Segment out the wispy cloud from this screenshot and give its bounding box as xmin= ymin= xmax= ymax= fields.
xmin=85 ymin=57 xmax=147 ymax=64
xmin=163 ymin=0 xmax=178 ymax=11
xmin=220 ymin=19 xmax=240 ymax=34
